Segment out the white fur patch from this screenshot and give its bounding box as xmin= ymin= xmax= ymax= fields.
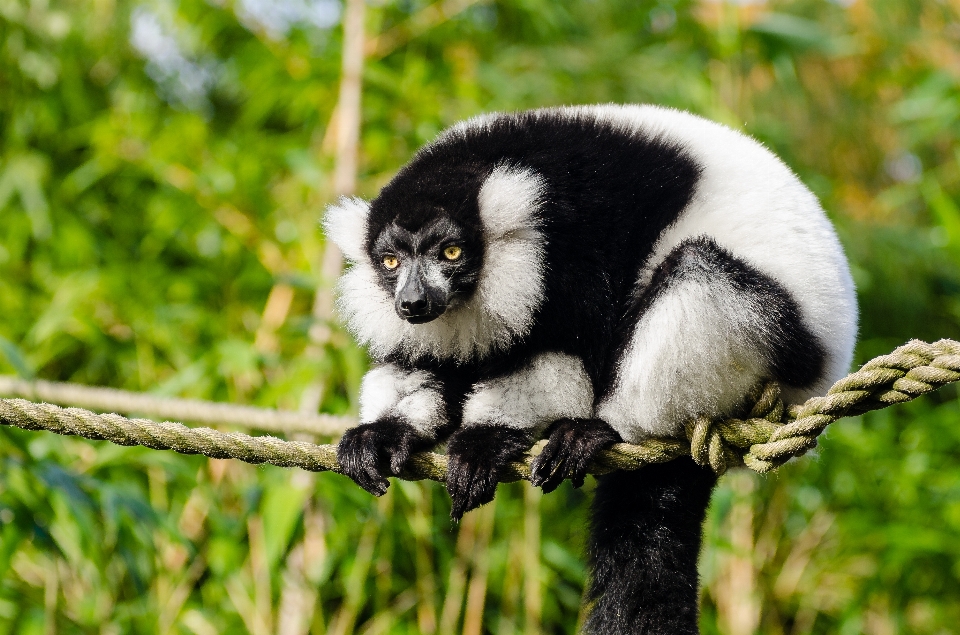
xmin=322 ymin=197 xmax=371 ymax=262
xmin=358 ymin=364 xmax=446 ymax=436
xmin=336 ymin=167 xmax=547 ymax=362
xmin=462 ymin=352 xmax=594 ymax=432
xmin=596 ymin=276 xmax=771 ymax=442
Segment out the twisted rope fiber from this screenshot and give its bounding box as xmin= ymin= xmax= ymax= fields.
xmin=0 ymin=339 xmax=957 ymax=484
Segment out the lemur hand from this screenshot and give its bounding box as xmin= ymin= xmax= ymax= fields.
xmin=531 ymin=418 xmax=622 ymax=493
xmin=445 ymin=425 xmax=532 ymax=521
xmin=336 ymin=419 xmax=426 ymax=496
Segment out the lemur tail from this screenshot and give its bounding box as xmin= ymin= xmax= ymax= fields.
xmin=584 ymin=457 xmax=718 ymax=635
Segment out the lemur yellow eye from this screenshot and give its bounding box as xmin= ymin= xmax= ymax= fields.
xmin=443 ymin=246 xmax=463 ymax=261
xmin=382 ymin=255 xmax=399 ymax=270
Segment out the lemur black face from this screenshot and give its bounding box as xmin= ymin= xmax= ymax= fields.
xmin=370 ymin=212 xmax=483 ymax=324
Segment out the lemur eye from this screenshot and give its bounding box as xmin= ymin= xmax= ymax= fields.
xmin=382 ymin=255 xmax=399 ymax=270
xmin=443 ymin=246 xmax=463 ymax=261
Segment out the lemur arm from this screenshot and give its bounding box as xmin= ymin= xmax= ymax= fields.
xmin=337 ymin=363 xmax=461 ymax=496
xmin=445 ymin=351 xmax=617 ymax=519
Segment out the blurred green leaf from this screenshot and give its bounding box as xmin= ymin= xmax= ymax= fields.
xmin=0 ymin=335 xmax=33 ymax=378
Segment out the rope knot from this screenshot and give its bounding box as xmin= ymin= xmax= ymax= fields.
xmin=685 ymin=381 xmax=785 ymax=475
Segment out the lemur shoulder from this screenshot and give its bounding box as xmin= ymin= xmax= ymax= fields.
xmin=325 ymin=104 xmax=857 ymax=635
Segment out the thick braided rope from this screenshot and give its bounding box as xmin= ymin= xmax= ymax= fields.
xmin=743 ymin=338 xmax=960 ymax=472
xmin=0 ymin=339 xmax=957 ymax=483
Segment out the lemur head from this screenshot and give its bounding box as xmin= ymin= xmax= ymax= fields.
xmin=364 ymin=165 xmax=488 ymax=324
xmin=323 ymin=158 xmax=548 ymax=361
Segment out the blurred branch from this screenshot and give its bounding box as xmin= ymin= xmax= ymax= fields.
xmin=523 ymin=486 xmax=542 ymax=635
xmin=253 ymin=283 xmax=296 ymax=354
xmin=301 ymin=0 xmax=367 ymax=414
xmin=333 ymin=0 xmax=366 ymax=198
xmin=462 ymin=499 xmax=497 ymax=635
xmin=0 ymin=375 xmax=353 ymax=437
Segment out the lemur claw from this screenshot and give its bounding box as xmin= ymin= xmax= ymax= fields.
xmin=530 ymin=418 xmax=622 ymax=493
xmin=336 ymin=419 xmax=423 ymax=496
xmin=445 ymin=425 xmax=532 ymax=521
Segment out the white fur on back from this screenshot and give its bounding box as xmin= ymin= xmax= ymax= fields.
xmin=323 ymin=197 xmax=371 ymax=262
xmin=462 ymin=352 xmax=594 ymax=432
xmin=358 ymin=364 xmax=446 ymax=436
xmin=551 ymin=105 xmax=857 ymax=405
xmin=334 ymin=166 xmax=547 ymax=362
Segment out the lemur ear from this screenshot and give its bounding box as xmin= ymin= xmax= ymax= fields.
xmin=323 ymin=196 xmax=370 ymax=262
xmin=477 ymin=164 xmax=546 ymax=238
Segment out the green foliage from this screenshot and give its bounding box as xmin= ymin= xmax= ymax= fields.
xmin=1 ymin=0 xmax=959 ymax=632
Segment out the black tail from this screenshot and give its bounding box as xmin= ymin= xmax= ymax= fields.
xmin=584 ymin=457 xmax=718 ymax=635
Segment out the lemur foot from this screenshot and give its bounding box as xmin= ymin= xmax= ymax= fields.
xmin=446 ymin=425 xmax=532 ymax=521
xmin=336 ymin=419 xmax=427 ymax=497
xmin=531 ymin=418 xmax=622 ymax=493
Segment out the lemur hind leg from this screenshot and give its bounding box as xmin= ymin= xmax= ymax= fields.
xmin=574 ymin=237 xmax=826 ymax=634
xmin=597 ymin=236 xmax=825 ymax=443
xmin=534 ymin=238 xmax=825 ymax=490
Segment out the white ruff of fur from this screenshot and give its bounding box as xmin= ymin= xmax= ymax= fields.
xmin=333 ymin=165 xmax=547 ymax=362
xmin=462 ymin=352 xmax=595 ymax=432
xmin=323 ymin=196 xmax=370 ymax=262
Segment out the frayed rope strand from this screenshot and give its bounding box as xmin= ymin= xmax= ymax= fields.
xmin=0 ymin=339 xmax=957 ymax=483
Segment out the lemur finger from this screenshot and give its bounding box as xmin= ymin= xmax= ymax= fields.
xmin=530 ymin=423 xmax=573 ymax=488
xmin=538 ymin=453 xmax=572 ymax=494
xmin=335 ymin=430 xmax=365 ymax=480
xmin=352 ymin=450 xmax=389 ymax=496
xmin=447 ymin=460 xmax=476 ymax=520
xmin=567 ymin=442 xmax=596 ymax=489
xmin=447 ymin=458 xmax=495 ymax=520
xmin=361 ymin=433 xmax=392 ymax=495
xmin=530 ymin=443 xmax=558 ymax=485
xmin=448 ymin=473 xmax=471 ymax=520
xmin=390 ymin=438 xmax=412 ymax=476
xmin=446 ymin=425 xmax=531 ymax=519
xmin=561 ymin=442 xmax=590 ymax=490
xmin=362 ymin=464 xmax=390 ymax=497
xmin=388 ymin=444 xmax=410 ymax=477
xmin=533 ymin=418 xmax=622 ymax=491
xmin=530 ymin=445 xmax=562 ymax=486
xmin=457 ymin=470 xmax=496 ymax=519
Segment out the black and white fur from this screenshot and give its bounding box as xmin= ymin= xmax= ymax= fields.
xmin=326 ymin=105 xmax=857 ymax=634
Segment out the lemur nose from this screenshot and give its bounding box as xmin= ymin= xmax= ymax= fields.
xmin=400 ymin=298 xmax=428 ymax=314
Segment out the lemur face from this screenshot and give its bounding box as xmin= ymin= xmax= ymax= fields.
xmin=369 ymin=212 xmax=483 ymax=324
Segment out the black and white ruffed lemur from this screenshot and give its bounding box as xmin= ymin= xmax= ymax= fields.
xmin=325 ymin=105 xmax=858 ymax=635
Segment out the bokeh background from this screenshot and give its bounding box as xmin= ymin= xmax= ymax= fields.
xmin=2 ymin=0 xmax=960 ymax=633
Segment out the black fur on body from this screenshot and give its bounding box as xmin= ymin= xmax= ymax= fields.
xmin=327 ymin=106 xmax=856 ymax=634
